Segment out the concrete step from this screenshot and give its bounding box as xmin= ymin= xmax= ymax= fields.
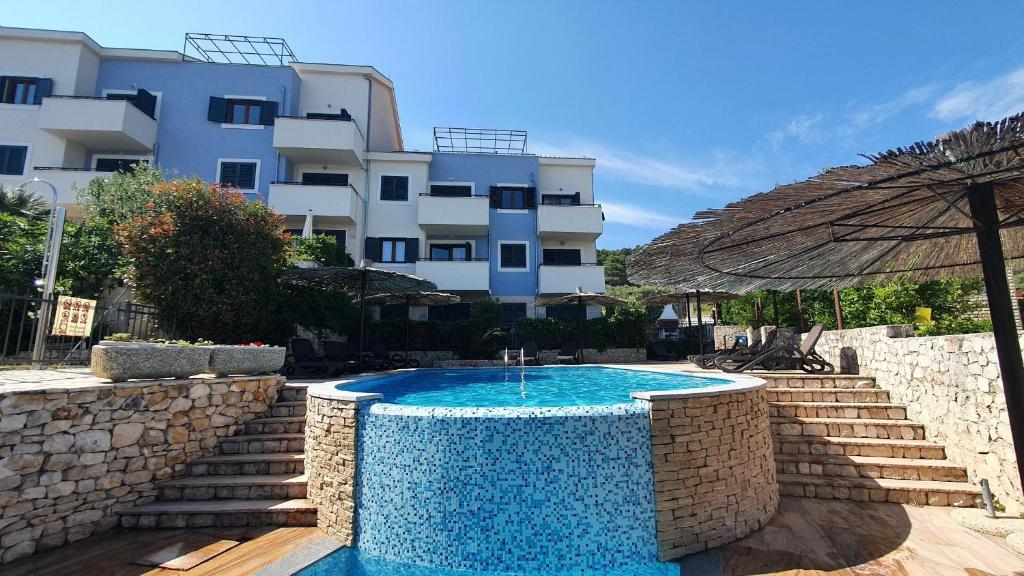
xmin=158 ymin=474 xmax=308 ymax=500
xmin=188 ymin=453 xmax=304 ymax=476
xmin=770 ymin=402 xmax=907 ymax=420
xmin=766 ymin=388 xmax=891 ymax=404
xmin=279 ymin=385 xmax=308 ymax=403
xmin=269 ymin=401 xmax=307 ymax=418
xmin=120 ymin=498 xmax=316 ymax=528
xmin=772 ymin=417 xmax=925 ymax=440
xmin=245 ymin=416 xmax=306 ymax=434
xmin=217 ymin=433 xmax=305 ymax=454
xmin=774 ymin=453 xmax=969 ymax=482
xmin=777 ymin=473 xmax=981 ymax=507
xmin=773 ymin=435 xmax=947 ymax=460
xmin=755 ymin=374 xmax=877 ymax=390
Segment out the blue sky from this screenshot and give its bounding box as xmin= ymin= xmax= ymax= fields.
xmin=7 ymin=1 xmax=1024 ymax=248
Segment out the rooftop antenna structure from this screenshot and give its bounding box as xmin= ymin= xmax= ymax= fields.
xmin=433 ymin=127 xmax=528 ymax=155
xmin=183 ymin=33 xmax=297 ymax=65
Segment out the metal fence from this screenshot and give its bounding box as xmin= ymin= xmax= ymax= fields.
xmin=0 ymin=291 xmax=178 ymax=366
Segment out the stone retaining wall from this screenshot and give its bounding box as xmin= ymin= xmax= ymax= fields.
xmin=0 ymin=375 xmax=283 ymax=564
xmin=304 ymin=392 xmax=364 ymax=545
xmin=812 ymin=325 xmax=1021 ymax=512
xmin=635 ymin=385 xmax=778 ymax=560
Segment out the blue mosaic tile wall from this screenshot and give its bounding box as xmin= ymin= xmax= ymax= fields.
xmin=354 ymin=403 xmax=660 ymax=572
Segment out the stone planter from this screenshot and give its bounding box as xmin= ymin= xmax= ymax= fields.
xmin=91 ymin=342 xmax=211 ymax=382
xmin=207 ymin=346 xmax=286 ymax=377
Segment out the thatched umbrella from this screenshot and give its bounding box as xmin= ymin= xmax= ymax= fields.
xmin=358 ymin=291 xmax=460 ymax=356
xmin=282 ymin=265 xmax=437 ymax=362
xmin=628 ymin=112 xmax=1024 ymax=490
xmin=538 ymin=290 xmax=628 ymax=362
xmin=643 ymin=291 xmax=739 ymax=353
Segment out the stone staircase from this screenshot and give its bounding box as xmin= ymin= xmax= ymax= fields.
xmin=121 ymin=383 xmax=315 ymax=528
xmin=765 ymin=373 xmax=982 ymax=507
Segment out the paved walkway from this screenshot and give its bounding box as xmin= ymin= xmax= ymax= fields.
xmin=0 ymin=366 xmax=105 ymax=393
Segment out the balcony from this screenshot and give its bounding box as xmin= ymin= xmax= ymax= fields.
xmin=537 ymin=204 xmax=603 ymax=240
xmin=417 ymin=194 xmax=489 ymax=235
xmin=38 ymin=97 xmax=157 ymax=152
xmin=267 ymin=182 xmax=361 ymax=223
xmin=30 ymin=168 xmax=111 ymax=208
xmin=538 ymin=265 xmax=606 ymax=295
xmin=415 ymin=259 xmax=490 ymax=293
xmin=272 ymin=116 xmax=365 ymax=167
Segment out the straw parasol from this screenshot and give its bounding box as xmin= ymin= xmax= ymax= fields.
xmin=628 ymin=112 xmax=1024 ymax=490
xmin=358 ymin=291 xmax=461 ymax=356
xmin=538 ymin=290 xmax=628 ymax=362
xmin=282 ymin=265 xmax=437 ymax=362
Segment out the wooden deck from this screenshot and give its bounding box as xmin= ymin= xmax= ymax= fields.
xmin=6 ymin=498 xmax=1023 ymax=575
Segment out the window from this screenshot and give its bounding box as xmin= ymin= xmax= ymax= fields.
xmin=228 ymin=99 xmax=263 ymax=124
xmin=207 ymin=96 xmax=276 ymax=126
xmin=380 ymin=305 xmax=409 ymax=321
xmin=542 ymin=193 xmax=580 ymax=206
xmin=499 ymin=243 xmax=528 ymax=270
xmin=380 ymin=175 xmax=409 ymax=201
xmin=380 ymin=239 xmax=407 ymax=263
xmin=218 ymin=161 xmax=258 ymax=190
xmin=0 ymin=145 xmax=27 ymax=175
xmin=500 ymin=303 xmax=527 ymax=327
xmin=542 ymin=249 xmax=582 ymax=266
xmin=94 ymin=157 xmax=149 ymax=173
xmin=428 ymin=303 xmax=471 ymax=323
xmin=1 ymin=78 xmax=38 ymax=104
xmin=489 ymin=186 xmax=536 ymax=210
xmin=301 ymin=172 xmax=348 ymax=186
xmin=546 ymin=305 xmax=586 ymax=320
xmin=430 ymin=243 xmax=471 ymax=261
xmin=429 ymin=184 xmax=472 ymax=197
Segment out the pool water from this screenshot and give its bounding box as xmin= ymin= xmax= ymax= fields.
xmin=342 ymin=366 xmax=728 ymax=407
xmin=296 ymin=548 xmax=680 ymax=576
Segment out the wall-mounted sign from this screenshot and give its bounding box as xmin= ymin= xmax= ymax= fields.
xmin=51 ymin=296 xmax=97 ymax=337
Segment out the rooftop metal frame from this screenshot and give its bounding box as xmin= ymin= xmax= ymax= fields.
xmin=183 ymin=33 xmax=296 ymax=65
xmin=433 ymin=127 xmax=528 ymax=155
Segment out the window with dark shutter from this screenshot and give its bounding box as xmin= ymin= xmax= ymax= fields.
xmin=1 ymin=77 xmax=39 ymax=105
xmin=301 ymin=172 xmax=349 ymax=186
xmin=492 ymin=186 xmax=535 ymax=209
xmin=429 ymin=184 xmax=472 ymax=197
xmin=379 ymin=238 xmax=407 ymax=263
xmin=499 ymin=243 xmax=527 ymax=269
xmin=0 ymin=145 xmax=27 ymax=175
xmin=364 ymin=237 xmax=381 ymax=261
xmin=542 ymin=249 xmax=582 ymax=266
xmin=208 ymin=96 xmax=228 ymax=122
xmin=380 ymin=176 xmax=409 ymax=201
xmin=218 ymin=161 xmax=258 ymax=190
xmin=429 ymin=243 xmax=471 ymax=261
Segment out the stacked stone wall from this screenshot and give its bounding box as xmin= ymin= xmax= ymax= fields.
xmin=304 ymin=394 xmax=359 ymax=544
xmin=0 ymin=375 xmax=282 ymax=563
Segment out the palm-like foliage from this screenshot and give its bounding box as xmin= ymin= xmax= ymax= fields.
xmin=0 ymin=186 xmax=49 ymax=217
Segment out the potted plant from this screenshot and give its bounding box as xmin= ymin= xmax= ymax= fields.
xmin=207 ymin=342 xmax=286 ymax=377
xmin=91 ymin=334 xmax=212 ymax=382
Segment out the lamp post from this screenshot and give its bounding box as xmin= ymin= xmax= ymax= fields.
xmin=18 ymin=178 xmax=64 ymax=369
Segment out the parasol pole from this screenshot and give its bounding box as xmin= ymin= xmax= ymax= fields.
xmin=770 ymin=290 xmax=779 ymax=326
xmin=968 ymin=181 xmax=1024 ymax=491
xmin=405 ymin=295 xmax=412 ymax=359
xmin=685 ymin=293 xmax=692 ymax=327
xmin=358 ymin=265 xmax=368 ymax=368
xmin=577 ymin=290 xmax=585 ymax=364
xmin=696 ymin=290 xmax=704 ymax=354
xmin=796 ymin=289 xmax=807 ymax=331
xmin=713 ymin=302 xmax=719 ymax=326
xmin=833 ymin=288 xmax=845 ymax=330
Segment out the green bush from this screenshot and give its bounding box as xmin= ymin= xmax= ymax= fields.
xmin=514 ymin=304 xmax=648 ymax=351
xmin=289 ymin=233 xmax=354 ymax=267
xmin=453 ymin=300 xmax=504 ymax=359
xmin=364 ymin=319 xmax=444 ymax=351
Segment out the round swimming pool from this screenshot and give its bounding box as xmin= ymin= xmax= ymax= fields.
xmin=341 ymin=365 xmax=733 ymax=407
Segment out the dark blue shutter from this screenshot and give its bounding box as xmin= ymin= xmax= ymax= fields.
xmin=405 ymin=238 xmax=419 ymax=263
xmin=381 ymin=176 xmax=394 ymax=201
xmin=208 ymin=96 xmax=228 ymax=122
xmin=396 ymin=176 xmax=409 ymax=201
xmin=464 ymin=242 xmax=472 ymax=260
xmin=572 ymin=192 xmax=581 ymax=206
xmin=364 ymin=237 xmax=381 ymax=261
xmin=524 ymin=187 xmax=537 ymax=209
xmin=33 ymin=78 xmax=52 ymax=104
xmin=260 ymin=100 xmax=278 ymax=126
xmin=134 ymin=89 xmax=157 ymax=118
xmin=489 ymin=186 xmax=501 ymax=208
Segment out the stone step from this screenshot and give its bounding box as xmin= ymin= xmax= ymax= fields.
xmin=774 ymin=453 xmax=969 ymax=482
xmin=120 ymin=498 xmax=316 ymax=528
xmin=218 ymin=433 xmax=305 ymax=454
xmin=188 ymin=453 xmax=304 ymax=476
xmin=769 ymin=402 xmax=907 ymax=420
xmin=279 ymin=385 xmax=308 ymax=403
xmin=777 ymin=473 xmax=981 ymax=507
xmin=245 ymin=416 xmax=306 ymax=434
xmin=773 ymin=435 xmax=947 ymax=460
xmin=766 ymin=388 xmax=891 ymax=403
xmin=755 ymin=374 xmax=877 ymax=389
xmin=269 ymin=401 xmax=307 ymax=418
xmin=771 ymin=417 xmax=925 ymax=440
xmin=158 ymin=474 xmax=308 ymax=500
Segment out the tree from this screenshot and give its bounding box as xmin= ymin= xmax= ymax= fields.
xmin=289 ymin=233 xmax=354 ymax=267
xmin=115 ymin=177 xmax=291 ymax=343
xmin=597 ymin=247 xmax=636 ymax=287
xmin=0 ymin=186 xmax=49 ymax=217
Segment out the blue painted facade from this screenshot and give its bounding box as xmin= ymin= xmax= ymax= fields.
xmin=427 ymin=153 xmax=541 ymax=297
xmin=96 ymin=60 xmax=300 ymax=202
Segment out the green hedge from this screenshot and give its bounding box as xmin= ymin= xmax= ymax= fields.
xmin=515 ymin=305 xmax=648 ymax=350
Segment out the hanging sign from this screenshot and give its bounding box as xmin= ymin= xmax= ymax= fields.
xmin=51 ymin=296 xmax=97 ymax=337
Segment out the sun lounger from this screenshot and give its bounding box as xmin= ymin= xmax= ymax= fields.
xmin=713 ymin=324 xmax=834 ymax=374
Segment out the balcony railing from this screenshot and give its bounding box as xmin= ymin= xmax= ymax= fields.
xmin=38 ymin=97 xmax=158 ymax=152
xmin=418 ymin=193 xmax=489 ymax=235
xmin=272 ymin=116 xmax=365 ymax=166
xmin=537 ymin=203 xmax=603 ymax=239
xmin=538 ymin=264 xmax=606 ymax=295
xmin=415 ymin=259 xmax=490 ymax=292
xmin=267 ymin=182 xmax=362 ymax=222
